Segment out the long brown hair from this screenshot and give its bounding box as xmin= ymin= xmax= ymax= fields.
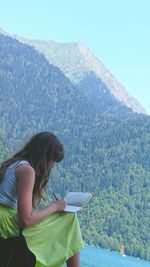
xmin=0 ymin=132 xmax=64 ymax=206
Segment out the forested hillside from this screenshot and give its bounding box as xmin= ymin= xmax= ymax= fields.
xmin=0 ymin=33 xmax=150 ymax=260
xmin=0 ymin=34 xmax=134 ymax=146
xmin=50 ymin=114 xmax=150 ymax=259
xmin=0 ymin=135 xmax=10 ymax=162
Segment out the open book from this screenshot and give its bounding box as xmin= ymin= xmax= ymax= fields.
xmin=64 ymin=192 xmax=92 ymax=212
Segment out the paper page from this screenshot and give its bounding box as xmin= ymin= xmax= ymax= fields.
xmin=65 ymin=192 xmax=92 ymax=207
xmin=64 ymin=205 xmax=82 ymax=212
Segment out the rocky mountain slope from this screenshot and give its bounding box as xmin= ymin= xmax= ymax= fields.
xmin=14 ymin=35 xmax=147 ymax=115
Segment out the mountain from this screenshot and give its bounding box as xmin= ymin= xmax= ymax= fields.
xmin=14 ymin=36 xmax=147 ymax=115
xmin=0 ymin=27 xmax=147 ymax=115
xmin=0 ymin=32 xmax=150 ymax=260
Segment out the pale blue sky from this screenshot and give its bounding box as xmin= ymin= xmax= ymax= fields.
xmin=0 ymin=0 xmax=150 ymax=113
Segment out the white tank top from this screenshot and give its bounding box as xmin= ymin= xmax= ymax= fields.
xmin=0 ymin=160 xmax=30 ymax=209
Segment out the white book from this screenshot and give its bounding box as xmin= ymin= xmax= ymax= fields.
xmin=64 ymin=192 xmax=92 ymax=213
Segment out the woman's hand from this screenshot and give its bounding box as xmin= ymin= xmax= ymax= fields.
xmin=53 ymin=200 xmax=67 ymax=212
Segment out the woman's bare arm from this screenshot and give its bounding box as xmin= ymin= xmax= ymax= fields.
xmin=16 ymin=164 xmax=66 ymax=228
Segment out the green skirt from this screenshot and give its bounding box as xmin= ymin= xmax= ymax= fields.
xmin=0 ymin=206 xmax=84 ymax=267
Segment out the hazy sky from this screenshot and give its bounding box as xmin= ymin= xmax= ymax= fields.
xmin=0 ymin=0 xmax=150 ymax=113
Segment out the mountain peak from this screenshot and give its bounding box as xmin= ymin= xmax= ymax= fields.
xmin=0 ymin=28 xmax=147 ymax=115
xmin=0 ymin=27 xmax=9 ymax=36
xmin=24 ymin=37 xmax=146 ymax=115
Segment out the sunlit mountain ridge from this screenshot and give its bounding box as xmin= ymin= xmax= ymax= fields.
xmin=14 ymin=34 xmax=147 ymax=115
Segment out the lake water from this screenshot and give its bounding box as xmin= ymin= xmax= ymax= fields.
xmin=80 ymin=245 xmax=150 ymax=267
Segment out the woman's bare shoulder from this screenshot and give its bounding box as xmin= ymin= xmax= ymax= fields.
xmin=15 ymin=163 xmax=35 ymax=180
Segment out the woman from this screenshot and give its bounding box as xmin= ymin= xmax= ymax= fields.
xmin=0 ymin=132 xmax=84 ymax=267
